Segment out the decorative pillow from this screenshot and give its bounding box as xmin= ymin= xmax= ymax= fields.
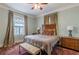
xmin=42 ymin=30 xmax=54 ymax=35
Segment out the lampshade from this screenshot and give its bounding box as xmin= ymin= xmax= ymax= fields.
xmin=67 ymin=26 xmax=74 ymax=31
xmin=37 ymin=27 xmax=40 ymax=30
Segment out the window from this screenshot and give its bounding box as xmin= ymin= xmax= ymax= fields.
xmin=13 ymin=15 xmax=25 ymax=36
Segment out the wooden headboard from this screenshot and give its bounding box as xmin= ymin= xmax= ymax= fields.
xmin=42 ymin=24 xmax=57 ymax=35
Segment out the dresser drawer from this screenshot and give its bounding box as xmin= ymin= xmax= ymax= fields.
xmin=59 ymin=36 xmax=79 ymax=51
xmin=75 ymin=40 xmax=79 ymax=51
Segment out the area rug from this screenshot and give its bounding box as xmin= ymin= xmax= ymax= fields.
xmin=0 ymin=44 xmax=79 ymax=55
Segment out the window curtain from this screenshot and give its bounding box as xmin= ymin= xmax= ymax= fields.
xmin=44 ymin=13 xmax=58 ymax=35
xmin=44 ymin=13 xmax=58 ymax=24
xmin=24 ymin=15 xmax=28 ymax=35
xmin=44 ymin=15 xmax=49 ymax=24
xmin=3 ymin=10 xmax=14 ymax=48
xmin=50 ymin=13 xmax=58 ymax=24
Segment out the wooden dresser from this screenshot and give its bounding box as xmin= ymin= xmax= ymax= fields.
xmin=59 ymin=36 xmax=79 ymax=51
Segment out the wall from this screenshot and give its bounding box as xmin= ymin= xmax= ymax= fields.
xmin=58 ymin=6 xmax=79 ymax=37
xmin=28 ymin=16 xmax=37 ymax=35
xmin=36 ymin=16 xmax=44 ymax=32
xmin=36 ymin=6 xmax=79 ymax=37
xmin=0 ymin=7 xmax=8 ymax=47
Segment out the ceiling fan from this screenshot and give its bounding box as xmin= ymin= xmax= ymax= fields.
xmin=29 ymin=3 xmax=48 ymax=10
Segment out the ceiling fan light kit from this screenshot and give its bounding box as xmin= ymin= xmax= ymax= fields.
xmin=31 ymin=3 xmax=48 ymax=10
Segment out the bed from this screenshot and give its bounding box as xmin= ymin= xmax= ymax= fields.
xmin=24 ymin=24 xmax=59 ymax=55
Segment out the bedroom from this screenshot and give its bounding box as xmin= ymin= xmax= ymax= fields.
xmin=0 ymin=3 xmax=79 ymax=55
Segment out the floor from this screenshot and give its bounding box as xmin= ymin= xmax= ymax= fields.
xmin=0 ymin=43 xmax=79 ymax=55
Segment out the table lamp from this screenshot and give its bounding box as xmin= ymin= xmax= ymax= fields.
xmin=67 ymin=26 xmax=74 ymax=37
xmin=37 ymin=27 xmax=40 ymax=34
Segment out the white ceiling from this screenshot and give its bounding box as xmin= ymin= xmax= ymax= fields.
xmin=0 ymin=3 xmax=79 ymax=16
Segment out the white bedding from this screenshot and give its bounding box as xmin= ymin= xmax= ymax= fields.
xmin=24 ymin=34 xmax=59 ymax=55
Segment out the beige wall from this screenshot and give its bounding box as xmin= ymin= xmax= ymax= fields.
xmin=0 ymin=7 xmax=8 ymax=47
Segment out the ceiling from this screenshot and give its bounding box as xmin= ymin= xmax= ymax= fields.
xmin=0 ymin=3 xmax=78 ymax=16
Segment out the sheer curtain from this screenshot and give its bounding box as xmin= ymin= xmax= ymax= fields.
xmin=3 ymin=10 xmax=14 ymax=48
xmin=13 ymin=13 xmax=25 ymax=43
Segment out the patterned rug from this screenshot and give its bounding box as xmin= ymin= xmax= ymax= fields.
xmin=0 ymin=44 xmax=79 ymax=55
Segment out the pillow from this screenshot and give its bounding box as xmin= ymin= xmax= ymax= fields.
xmin=42 ymin=30 xmax=54 ymax=35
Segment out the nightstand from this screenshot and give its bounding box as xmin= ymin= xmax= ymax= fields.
xmin=32 ymin=33 xmax=38 ymax=35
xmin=32 ymin=32 xmax=40 ymax=35
xmin=59 ymin=36 xmax=79 ymax=51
